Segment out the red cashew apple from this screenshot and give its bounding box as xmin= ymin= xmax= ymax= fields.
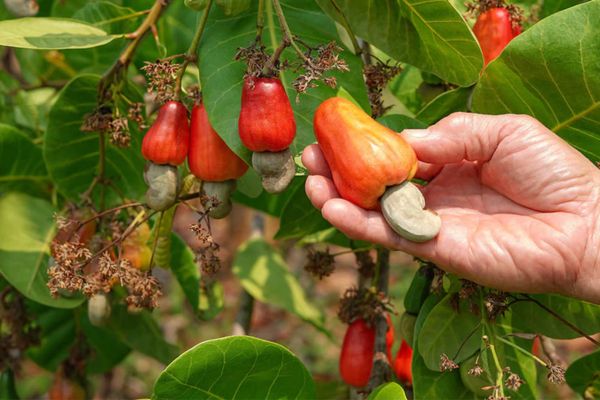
xmin=189 ymin=103 xmax=248 ymax=218
xmin=339 ymin=315 xmax=394 ymax=388
xmin=142 ymin=101 xmax=190 ymax=166
xmin=473 ymin=7 xmax=521 ymax=66
xmin=393 ymin=339 xmax=413 ymax=386
xmin=142 ymin=101 xmax=189 ymax=211
xmin=238 ymin=76 xmax=296 ymax=193
xmin=314 ymin=97 xmax=441 ymax=242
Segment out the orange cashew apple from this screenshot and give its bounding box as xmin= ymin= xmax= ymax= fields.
xmin=313 ymin=97 xmax=440 ymax=242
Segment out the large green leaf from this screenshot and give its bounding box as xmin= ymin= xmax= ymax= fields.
xmin=27 ymin=307 xmax=76 ymax=371
xmin=0 ymin=193 xmax=83 ymax=308
xmin=317 ymin=0 xmax=482 ymax=86
xmin=566 ymin=350 xmax=600 ymax=397
xmin=152 ymin=336 xmax=316 ymax=400
xmin=417 ymin=294 xmax=482 ymax=371
xmin=0 ymin=17 xmax=116 ymax=49
xmin=44 ymin=74 xmax=146 ymax=203
xmin=232 ymin=237 xmax=326 ymax=333
xmin=0 ymin=124 xmax=49 ymax=196
xmin=540 ymin=0 xmax=588 ymax=18
xmin=367 ymin=382 xmax=407 ymax=400
xmin=198 ymin=0 xmax=369 ymax=163
xmin=509 ymin=294 xmax=600 ymax=339
xmin=416 ymin=86 xmax=473 ymax=124
xmin=107 ymin=305 xmax=179 ymax=365
xmin=170 ymin=233 xmax=200 ymax=312
xmin=472 ymin=1 xmax=600 ymax=160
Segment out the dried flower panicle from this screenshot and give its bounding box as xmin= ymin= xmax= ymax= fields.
xmin=464 ymin=0 xmax=523 ymax=29
xmin=459 ymin=279 xmax=479 ymax=299
xmin=430 ymin=266 xmax=445 ymax=294
xmin=190 ymin=216 xmax=221 ymax=276
xmin=141 ymin=59 xmax=181 ymax=103
xmin=108 ymin=116 xmax=131 ymax=147
xmin=48 ymin=239 xmax=92 ymax=297
xmin=293 ymin=41 xmax=349 ymax=95
xmin=547 ymin=364 xmax=566 ymax=384
xmin=440 ymin=353 xmax=459 ymax=372
xmin=120 ymin=259 xmax=162 ymax=309
xmin=337 ymin=287 xmax=393 ymax=326
xmin=235 ymin=42 xmax=271 ymax=78
xmin=363 ymin=61 xmax=402 ymax=118
xmin=304 ymin=246 xmax=335 ymax=279
xmin=484 ymin=291 xmax=509 ymax=321
xmin=505 ymin=370 xmax=524 ymax=391
xmin=127 ymin=102 xmax=147 ymax=129
xmin=81 ymin=109 xmax=113 ymax=133
xmin=186 ymin=85 xmax=202 ymax=104
xmin=468 ymin=362 xmax=484 ymax=376
xmin=355 ymin=250 xmax=375 ymax=279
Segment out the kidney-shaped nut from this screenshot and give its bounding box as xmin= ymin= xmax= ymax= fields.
xmin=202 ymin=179 xmax=237 ymax=219
xmin=381 ymin=182 xmax=441 ymax=242
xmin=252 ymin=149 xmax=295 ymax=194
xmin=144 ymin=162 xmax=180 ymax=211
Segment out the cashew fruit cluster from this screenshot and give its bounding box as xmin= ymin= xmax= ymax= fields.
xmin=238 ymin=76 xmax=296 ymax=194
xmin=473 ymin=7 xmax=521 ymax=66
xmin=314 ymin=97 xmax=440 ymax=242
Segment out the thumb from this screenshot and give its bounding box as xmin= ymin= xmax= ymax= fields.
xmin=401 ymin=112 xmax=528 ymax=164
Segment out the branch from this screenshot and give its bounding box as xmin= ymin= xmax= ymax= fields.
xmin=367 ymin=247 xmax=393 ymax=392
xmin=174 ymin=0 xmax=214 ymax=98
xmin=329 ymin=0 xmax=361 ymax=55
xmin=271 ymin=0 xmax=316 ymax=68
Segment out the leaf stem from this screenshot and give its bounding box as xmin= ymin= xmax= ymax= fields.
xmin=496 ymin=336 xmax=548 ymax=367
xmin=256 ymin=0 xmax=265 ymax=41
xmin=174 ymin=0 xmax=213 ymax=99
xmin=486 ymin=336 xmax=505 ymax=398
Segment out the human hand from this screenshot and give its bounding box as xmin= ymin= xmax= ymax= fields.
xmin=303 ymin=112 xmax=600 ymax=303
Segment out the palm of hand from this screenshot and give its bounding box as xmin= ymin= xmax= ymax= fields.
xmin=303 ymin=113 xmax=600 ymax=302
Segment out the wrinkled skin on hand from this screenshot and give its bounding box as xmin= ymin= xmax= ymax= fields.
xmin=303 ymin=113 xmax=600 ymax=304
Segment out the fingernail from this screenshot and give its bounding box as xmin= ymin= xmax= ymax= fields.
xmin=403 ymin=129 xmax=429 ymax=139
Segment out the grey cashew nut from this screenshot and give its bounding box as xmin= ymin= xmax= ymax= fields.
xmin=381 ymin=182 xmax=441 ymax=243
xmin=252 ymin=148 xmax=295 ymax=194
xmin=203 ymin=180 xmax=237 ymax=219
xmin=88 ymin=293 xmax=111 ymax=327
xmin=144 ymin=163 xmax=180 ymax=211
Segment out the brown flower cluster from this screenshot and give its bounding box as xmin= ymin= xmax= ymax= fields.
xmin=81 ymin=108 xmax=132 ymax=148
xmin=439 ymin=353 xmax=459 ymax=372
xmin=363 ymin=61 xmax=402 ymax=118
xmin=484 ymin=291 xmax=509 ymax=321
xmin=127 ymin=102 xmax=147 ymax=129
xmin=337 ymin=286 xmax=394 ymax=326
xmin=304 ymin=246 xmax=335 ymax=279
xmin=464 ymin=0 xmax=523 ymax=29
xmin=235 ymin=42 xmax=272 ymax=78
xmin=190 ymin=212 xmax=221 ymax=276
xmin=0 ymin=289 xmax=40 ymax=371
xmin=293 ymin=41 xmax=349 ymax=94
xmin=547 ymin=364 xmax=565 ymax=384
xmin=48 ymin=240 xmax=162 ymax=310
xmin=141 ymin=59 xmax=181 ymax=103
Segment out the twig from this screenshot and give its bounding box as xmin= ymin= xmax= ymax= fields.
xmin=256 ymin=0 xmax=265 ymax=41
xmin=174 ymin=0 xmax=214 ymax=98
xmin=367 ymin=247 xmax=393 ymax=392
xmin=271 ymin=0 xmax=316 ymax=68
xmin=329 ymin=0 xmax=361 ymax=55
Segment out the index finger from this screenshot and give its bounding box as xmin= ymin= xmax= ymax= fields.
xmin=301 ymin=144 xmax=332 ymax=178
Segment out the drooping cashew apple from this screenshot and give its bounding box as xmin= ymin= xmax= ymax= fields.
xmin=189 ymin=103 xmax=248 ymax=218
xmin=238 ymin=77 xmax=296 ymax=193
xmin=393 ymin=339 xmax=413 ymax=386
xmin=142 ymin=101 xmax=190 ymax=210
xmin=313 ymin=97 xmax=440 ymax=242
xmin=473 ymin=7 xmax=521 ymax=66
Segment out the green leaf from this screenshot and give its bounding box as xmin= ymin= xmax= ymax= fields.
xmin=418 ymin=294 xmax=482 ymax=371
xmin=540 ymin=0 xmax=588 ymax=18
xmin=566 ymin=350 xmax=600 ymax=397
xmin=216 ymin=0 xmax=251 ymax=16
xmin=472 ymin=1 xmax=600 ymax=161
xmin=509 ymin=294 xmax=600 ymax=339
xmin=0 ymin=17 xmax=116 ymax=49
xmin=13 ymin=87 xmax=57 ymax=132
xmin=198 ymin=279 xmax=224 ymax=321
xmin=412 ymin=294 xmax=476 ymax=399
xmin=416 ymin=86 xmax=473 ymax=124
xmin=170 ymin=233 xmax=200 ymax=312
xmin=107 ymin=305 xmax=179 ymax=365
xmin=367 ymin=382 xmax=407 ymax=400
xmin=275 ymin=177 xmax=331 ymax=239
xmin=199 ymin=0 xmax=369 ymax=163
xmin=44 ymin=75 xmax=146 ymax=203
xmin=27 ymin=307 xmax=75 ymax=370
xmin=0 ymin=193 xmax=83 ymax=308
xmin=152 ymin=336 xmax=316 ymax=400
xmin=0 ymin=124 xmax=50 ymax=197
xmin=232 ymin=237 xmax=327 ymax=333
xmin=0 ymin=369 xmax=19 ymax=400
xmin=234 ymin=176 xmax=304 ymax=216
xmin=317 ymin=0 xmax=482 ymax=86
xmin=81 ymin=311 xmax=131 ymax=374
xmin=378 ymin=114 xmax=427 ymax=131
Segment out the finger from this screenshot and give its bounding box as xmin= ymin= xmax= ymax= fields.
xmin=305 ymin=175 xmax=339 ymax=209
xmin=401 ymin=112 xmax=540 ymax=164
xmin=414 ymin=161 xmax=443 ymax=181
xmin=301 ymin=144 xmax=332 ymax=178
